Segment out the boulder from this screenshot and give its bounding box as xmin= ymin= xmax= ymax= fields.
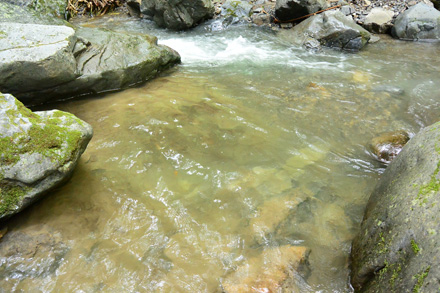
xmin=350 ymin=121 xmax=440 ymax=292
xmin=371 ymin=130 xmax=410 ymax=163
xmin=275 ymin=0 xmax=328 ymax=22
xmin=0 ymin=93 xmax=93 ymax=221
xmin=0 ymin=1 xmax=65 ymax=25
xmin=0 ymin=22 xmax=181 ymax=105
xmin=3 ymin=0 xmax=67 ymax=19
xmin=363 ymin=7 xmax=395 ymax=34
xmin=392 ymin=3 xmax=440 ymax=40
xmin=140 ymin=0 xmax=214 ymax=30
xmin=278 ymin=10 xmax=371 ymax=51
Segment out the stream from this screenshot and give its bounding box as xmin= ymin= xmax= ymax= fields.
xmin=1 ymin=16 xmax=440 ymax=292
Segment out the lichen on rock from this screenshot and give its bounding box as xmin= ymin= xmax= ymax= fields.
xmin=0 ymin=93 xmax=93 ymax=220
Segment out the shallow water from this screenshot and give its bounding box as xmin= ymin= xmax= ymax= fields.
xmin=1 ymin=17 xmax=440 ymax=292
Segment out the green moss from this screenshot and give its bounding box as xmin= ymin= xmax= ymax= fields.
xmin=411 ymin=239 xmax=420 ymax=254
xmin=377 ymin=232 xmax=388 ymax=254
xmin=416 ymin=163 xmax=440 ymax=206
xmin=0 ymin=97 xmax=83 ymax=166
xmin=390 ymin=263 xmax=402 ymax=288
xmin=413 ymin=266 xmax=430 ymax=293
xmin=0 ymin=184 xmax=30 ymax=215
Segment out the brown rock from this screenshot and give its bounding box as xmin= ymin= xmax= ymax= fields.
xmin=222 ymin=245 xmax=310 ymax=292
xmin=371 ymin=130 xmax=410 ymax=163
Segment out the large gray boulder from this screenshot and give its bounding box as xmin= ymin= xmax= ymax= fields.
xmin=0 ymin=22 xmax=180 ymax=105
xmin=0 ymin=93 xmax=93 ymax=221
xmin=140 ymin=0 xmax=214 ymax=30
xmin=279 ymin=10 xmax=371 ymax=51
xmin=350 ymin=121 xmax=440 ymax=292
xmin=392 ymin=3 xmax=440 ymax=40
xmin=275 ymin=0 xmax=328 ymax=22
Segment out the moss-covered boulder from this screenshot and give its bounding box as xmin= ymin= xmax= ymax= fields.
xmin=0 ymin=21 xmax=180 ymax=105
xmin=0 ymin=1 xmax=65 ymax=25
xmin=3 ymin=0 xmax=67 ymax=19
xmin=0 ymin=93 xmax=93 ymax=221
xmin=350 ymin=121 xmax=440 ymax=292
xmin=278 ymin=10 xmax=371 ymax=52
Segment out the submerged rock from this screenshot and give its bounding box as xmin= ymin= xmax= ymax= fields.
xmin=392 ymin=3 xmax=440 ymax=40
xmin=222 ymin=245 xmax=310 ymax=292
xmin=351 ymin=121 xmax=440 ymax=292
xmin=371 ymin=130 xmax=410 ymax=163
xmin=0 ymin=224 xmax=69 ymax=288
xmin=275 ymin=0 xmax=328 ymax=22
xmin=0 ymin=93 xmax=93 ymax=221
xmin=0 ymin=22 xmax=180 ymax=105
xmin=140 ymin=0 xmax=214 ymax=30
xmin=279 ymin=10 xmax=371 ymax=51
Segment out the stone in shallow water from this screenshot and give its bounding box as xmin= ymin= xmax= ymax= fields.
xmin=0 ymin=93 xmax=93 ymax=220
xmin=250 ymin=195 xmax=303 ymax=243
xmin=0 ymin=21 xmax=181 ymax=105
xmin=371 ymin=130 xmax=410 ymax=163
xmin=222 ymin=245 xmax=310 ymax=292
xmin=0 ymin=224 xmax=69 ymax=289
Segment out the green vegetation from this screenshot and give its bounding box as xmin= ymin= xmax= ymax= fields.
xmin=413 ymin=266 xmax=430 ymax=293
xmin=390 ymin=263 xmax=402 ymax=288
xmin=377 ymin=232 xmax=388 ymax=254
xmin=0 ymin=96 xmax=82 ymax=166
xmin=411 ymin=239 xmax=420 ymax=254
xmin=0 ymin=184 xmax=30 ymax=215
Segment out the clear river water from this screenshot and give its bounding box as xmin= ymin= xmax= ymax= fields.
xmin=1 ymin=16 xmax=440 ymax=292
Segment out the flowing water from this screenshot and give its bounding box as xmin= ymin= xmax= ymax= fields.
xmin=1 ymin=16 xmax=440 ymax=292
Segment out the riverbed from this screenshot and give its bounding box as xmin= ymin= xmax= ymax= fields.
xmin=1 ymin=16 xmax=439 ymax=292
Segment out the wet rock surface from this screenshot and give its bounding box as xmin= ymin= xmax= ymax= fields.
xmin=0 ymin=93 xmax=93 ymax=221
xmin=278 ymin=10 xmax=371 ymax=51
xmin=371 ymin=130 xmax=410 ymax=163
xmin=0 ymin=224 xmax=69 ymax=290
xmin=351 ymin=121 xmax=440 ymax=292
xmin=222 ymin=245 xmax=310 ymax=292
xmin=392 ymin=2 xmax=440 ymax=40
xmin=0 ymin=22 xmax=180 ymax=105
xmin=140 ymin=0 xmax=215 ymax=30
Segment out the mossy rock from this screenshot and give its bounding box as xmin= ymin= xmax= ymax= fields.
xmin=0 ymin=93 xmax=93 ymax=221
xmin=350 ymin=121 xmax=440 ymax=292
